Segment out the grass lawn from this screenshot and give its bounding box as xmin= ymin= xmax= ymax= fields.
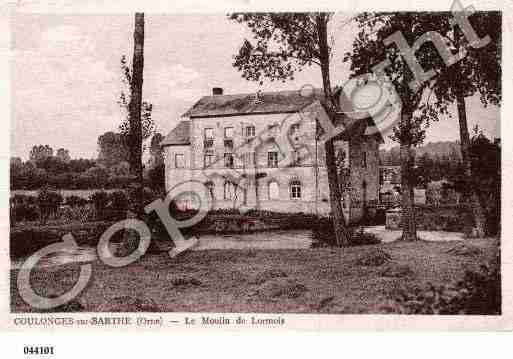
xmin=11 ymin=238 xmax=499 ymax=314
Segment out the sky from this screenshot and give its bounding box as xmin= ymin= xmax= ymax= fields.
xmin=11 ymin=13 xmax=500 ymax=160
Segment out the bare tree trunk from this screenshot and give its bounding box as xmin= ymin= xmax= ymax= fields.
xmin=456 ymin=93 xmax=486 ymax=237
xmin=120 ymin=13 xmax=145 ymax=256
xmin=325 ymin=139 xmax=351 ymax=245
xmin=399 ymin=111 xmax=418 ymax=241
xmin=316 ymin=14 xmax=350 ymax=246
xmin=128 ymin=13 xmax=145 ymax=214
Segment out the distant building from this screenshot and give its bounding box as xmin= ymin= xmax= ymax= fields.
xmin=162 ymin=87 xmax=383 ymax=223
xmin=379 ymin=165 xmax=401 ymax=205
xmin=379 ymin=166 xmax=427 ymax=205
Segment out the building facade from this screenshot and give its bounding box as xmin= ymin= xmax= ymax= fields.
xmin=162 ymin=88 xmax=382 ymax=223
xmin=379 ymin=165 xmax=402 ymax=206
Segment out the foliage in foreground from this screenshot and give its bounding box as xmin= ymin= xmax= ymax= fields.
xmin=385 ymin=264 xmax=500 ymax=315
xmin=312 ymin=217 xmax=381 ymax=247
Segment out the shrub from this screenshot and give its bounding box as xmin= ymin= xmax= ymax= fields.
xmin=388 ymin=264 xmax=500 ymax=314
xmin=10 ymin=222 xmax=115 ymax=259
xmin=147 ymin=163 xmax=165 ymax=191
xmin=142 ymin=187 xmax=157 ymax=206
xmin=413 ymin=205 xmax=466 ymax=232
xmin=37 ymin=187 xmax=63 ymax=224
xmin=349 ymin=227 xmax=382 ymax=246
xmin=311 ymin=217 xmax=337 ymax=247
xmin=59 ymin=204 xmax=94 ymax=224
xmin=208 ymin=208 xmax=241 ymax=216
xmin=312 ymin=219 xmax=382 ymax=247
xmin=10 ymin=202 xmax=39 ymax=223
xmin=359 ymin=206 xmax=386 ymax=226
xmin=10 ymin=194 xmax=39 ymax=223
xmin=10 ymin=228 xmax=61 ymax=259
xmin=124 ymin=185 xmax=158 ymax=208
xmin=65 ymin=195 xmax=88 ymax=207
xmin=355 ymin=248 xmax=392 ymax=266
xmin=484 ymin=200 xmax=500 ymax=236
xmin=89 ymin=191 xmax=109 ymax=220
xmin=108 ymin=190 xmax=128 ymax=210
xmin=11 ymin=194 xmax=37 ymax=205
xmin=104 ymin=190 xmax=128 ymax=220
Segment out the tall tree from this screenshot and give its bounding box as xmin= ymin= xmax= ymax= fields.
xmin=97 ymin=131 xmax=129 ymax=167
xmin=117 ymin=13 xmax=146 ymax=257
xmin=118 ymin=55 xmax=154 ymax=144
xmin=345 ymin=13 xmax=454 ymax=240
xmin=346 ymin=10 xmax=500 ymax=239
xmin=127 ymin=13 xmax=145 ymax=216
xmin=229 ymin=13 xmax=351 ymax=246
xmin=29 ymin=145 xmax=54 ymax=164
xmin=97 ymin=56 xmax=153 ymax=171
xmin=56 ymin=148 xmax=71 ymax=163
xmin=428 ymin=9 xmax=501 ymax=237
xmin=149 ymin=132 xmax=165 ymax=168
xmin=469 ymin=128 xmax=500 ymax=236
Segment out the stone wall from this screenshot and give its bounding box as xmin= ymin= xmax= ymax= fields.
xmin=347 ymin=136 xmax=380 ymax=222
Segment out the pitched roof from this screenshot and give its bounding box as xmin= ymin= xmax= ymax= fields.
xmin=165 ymin=88 xmax=385 ymax=147
xmin=182 ymin=89 xmax=328 ymax=118
xmin=161 ymin=121 xmax=190 ymax=146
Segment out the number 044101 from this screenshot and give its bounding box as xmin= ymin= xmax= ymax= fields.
xmin=23 ymin=346 xmax=54 ymax=355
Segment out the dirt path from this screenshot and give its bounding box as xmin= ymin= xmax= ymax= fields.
xmin=364 ymin=226 xmax=465 ymax=243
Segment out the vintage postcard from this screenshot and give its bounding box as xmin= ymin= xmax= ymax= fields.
xmin=2 ymin=0 xmax=513 ymax=335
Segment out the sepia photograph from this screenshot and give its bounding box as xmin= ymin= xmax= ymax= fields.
xmin=8 ymin=6 xmax=503 ymax=318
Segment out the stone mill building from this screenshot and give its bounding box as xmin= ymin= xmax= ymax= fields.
xmin=162 ymin=87 xmax=383 ymax=223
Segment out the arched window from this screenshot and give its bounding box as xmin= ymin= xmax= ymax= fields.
xmin=205 ymin=181 xmax=215 ymax=200
xmin=290 ymin=180 xmax=301 ymax=200
xmin=268 ymin=181 xmax=279 ymax=200
xmin=224 ymin=181 xmax=234 ymax=200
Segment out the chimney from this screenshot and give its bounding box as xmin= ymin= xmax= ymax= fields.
xmin=212 ymin=87 xmax=223 ymax=96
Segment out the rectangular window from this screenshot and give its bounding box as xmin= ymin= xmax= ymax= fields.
xmin=175 ymin=154 xmax=185 ymax=168
xmin=224 ymin=182 xmax=234 ymax=200
xmin=362 ymin=151 xmax=367 ymax=168
xmin=204 ymin=154 xmax=215 ymax=168
xmin=224 ymin=127 xmax=234 ymax=138
xmin=224 ymin=153 xmax=234 ymax=168
xmin=268 ymin=151 xmax=278 ymax=168
xmin=204 ymin=128 xmax=214 ymax=139
xmin=245 ymin=125 xmax=255 ymax=137
xmin=291 ymin=181 xmax=301 ymax=199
